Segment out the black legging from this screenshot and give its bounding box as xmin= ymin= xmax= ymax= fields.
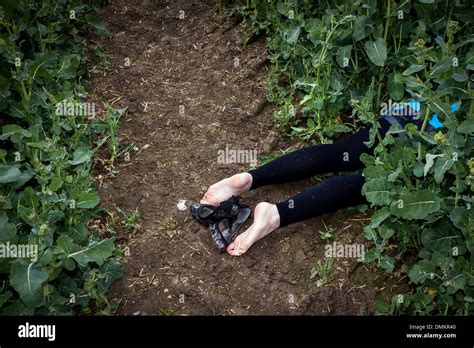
xmin=248 ymin=118 xmax=392 ymax=227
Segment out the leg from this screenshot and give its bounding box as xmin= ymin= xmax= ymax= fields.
xmin=227 ymin=173 xmax=365 ymax=256
xmin=249 ymin=119 xmax=390 ymax=189
xmin=201 ymin=118 xmax=390 ymax=205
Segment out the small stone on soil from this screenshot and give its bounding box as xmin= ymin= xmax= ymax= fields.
xmin=295 ymin=249 xmax=306 ymax=262
xmin=177 ymin=200 xmax=187 ymax=211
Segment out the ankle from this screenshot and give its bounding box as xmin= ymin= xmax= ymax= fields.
xmin=232 ymin=172 xmax=253 ymax=191
xmin=269 ymin=204 xmax=281 ymax=229
xmin=255 ymin=202 xmax=281 ymax=230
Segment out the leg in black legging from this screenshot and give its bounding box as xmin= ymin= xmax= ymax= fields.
xmin=226 ymin=119 xmax=391 ymax=256
xmin=248 ymin=118 xmax=391 ymax=189
xmin=243 ymin=118 xmax=391 ymax=228
xmin=275 ymin=173 xmax=365 ymax=227
xmin=226 ymin=174 xmax=367 ymax=255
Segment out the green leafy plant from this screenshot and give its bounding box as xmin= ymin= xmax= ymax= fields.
xmin=0 ymin=0 xmax=123 ymax=314
xmin=310 ymin=258 xmax=334 ymax=287
xmin=116 ymin=207 xmax=141 ymax=231
xmin=319 ymin=226 xmax=335 ymax=240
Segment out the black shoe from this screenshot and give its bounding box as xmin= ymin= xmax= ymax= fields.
xmin=190 ymin=196 xmax=252 ymax=252
xmin=190 ymin=196 xmax=240 ymax=227
xmin=209 ymin=207 xmax=252 ymax=253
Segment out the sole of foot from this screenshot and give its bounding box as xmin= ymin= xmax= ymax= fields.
xmin=226 ymin=202 xmax=280 ymax=256
xmin=201 ymin=172 xmax=253 ymax=206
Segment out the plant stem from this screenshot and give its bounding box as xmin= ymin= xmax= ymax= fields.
xmin=417 ymin=107 xmax=431 ymax=161
xmin=376 ymin=0 xmax=391 ymax=110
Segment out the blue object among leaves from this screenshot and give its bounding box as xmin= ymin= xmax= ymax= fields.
xmin=385 ymin=99 xmax=458 ymax=129
xmin=429 ymin=102 xmax=458 ymax=129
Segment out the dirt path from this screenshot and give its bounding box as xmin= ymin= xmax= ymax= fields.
xmin=88 ymin=0 xmax=402 ymax=315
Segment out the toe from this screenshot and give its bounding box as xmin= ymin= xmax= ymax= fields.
xmin=228 ymin=235 xmax=249 ymax=256
xmin=200 ymin=192 xmax=215 ymax=205
xmin=227 ymin=240 xmax=242 ymax=256
xmin=226 ymin=242 xmax=235 ymax=255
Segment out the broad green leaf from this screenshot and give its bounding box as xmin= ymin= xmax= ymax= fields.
xmin=362 ymin=177 xmax=395 ymax=205
xmin=75 ymin=192 xmax=100 ymax=209
xmin=46 ymin=210 xmax=64 ymax=224
xmin=0 ymin=149 xmax=6 ymax=163
xmin=370 ymin=207 xmax=391 ymax=228
xmin=387 ymin=74 xmax=404 ymax=101
xmin=427 ymin=100 xmax=452 ymax=120
xmin=364 ymin=225 xmax=378 ymax=241
xmin=458 ymin=118 xmax=474 ymax=134
xmin=362 ymin=249 xmax=379 ymax=263
xmin=304 ymin=18 xmax=321 ymax=35
xmin=57 ymin=54 xmax=80 ymax=80
xmin=285 ymin=26 xmax=301 ymax=44
xmin=413 ymin=161 xmax=425 ymax=177
xmin=1 ymin=124 xmax=32 ymax=139
xmin=0 ymin=291 xmax=13 ymax=307
xmin=435 ymin=36 xmax=448 ymax=53
xmin=18 ymin=206 xmax=37 ymax=226
xmin=380 ymin=255 xmax=394 ymax=272
xmin=69 ymin=149 xmax=91 ymax=165
xmin=421 ymin=227 xmax=461 ymax=253
xmin=0 ymin=212 xmax=17 ymax=243
xmin=67 ymin=238 xmax=115 ymax=266
xmin=431 ymin=251 xmax=451 ymax=268
xmin=10 ymin=260 xmax=48 ymax=307
xmin=402 ymin=64 xmax=424 ymax=76
xmin=364 ymin=38 xmax=387 ymax=66
xmin=390 ymin=190 xmax=441 ymax=220
xmin=450 ymin=208 xmax=472 ymax=233
xmin=353 ymin=15 xmax=372 ymax=41
xmin=375 ymin=298 xmax=391 ymax=314
xmin=18 ymin=187 xmax=39 ymax=208
xmin=430 ymin=57 xmax=453 ymax=78
xmin=434 ymin=158 xmax=454 ymax=183
xmin=85 ymin=14 xmax=108 ymax=37
xmin=336 ymin=45 xmax=352 ymax=68
xmin=452 ymin=68 xmax=468 ymax=82
xmin=99 ymin=259 xmax=124 ymax=290
xmin=388 ymin=163 xmax=402 ymax=182
xmin=423 ymin=153 xmax=443 ymax=177
xmin=408 ymin=260 xmax=436 ymax=284
xmin=446 ymin=269 xmax=466 ymax=292
xmin=404 ymin=76 xmax=429 ymax=93
xmin=277 ymin=2 xmax=293 ymax=16
xmin=55 ymin=235 xmax=76 ymax=255
xmin=379 ymin=224 xmax=395 ymax=240
xmin=0 ymin=299 xmax=35 ymax=315
xmin=299 ymin=94 xmax=312 ymax=106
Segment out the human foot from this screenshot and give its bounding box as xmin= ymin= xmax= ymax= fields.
xmin=201 ymin=173 xmax=253 ymax=205
xmin=227 ymin=202 xmax=280 ymax=256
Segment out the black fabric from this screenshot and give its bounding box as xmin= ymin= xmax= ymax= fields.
xmin=275 ymin=173 xmax=366 ymax=227
xmin=248 ymin=118 xmax=392 ymax=227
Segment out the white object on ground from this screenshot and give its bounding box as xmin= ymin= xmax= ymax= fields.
xmin=177 ymin=200 xmax=187 ymax=211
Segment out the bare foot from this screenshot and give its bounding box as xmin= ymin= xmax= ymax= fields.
xmin=201 ymin=173 xmax=253 ymax=205
xmin=227 ymin=202 xmax=280 ymax=256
